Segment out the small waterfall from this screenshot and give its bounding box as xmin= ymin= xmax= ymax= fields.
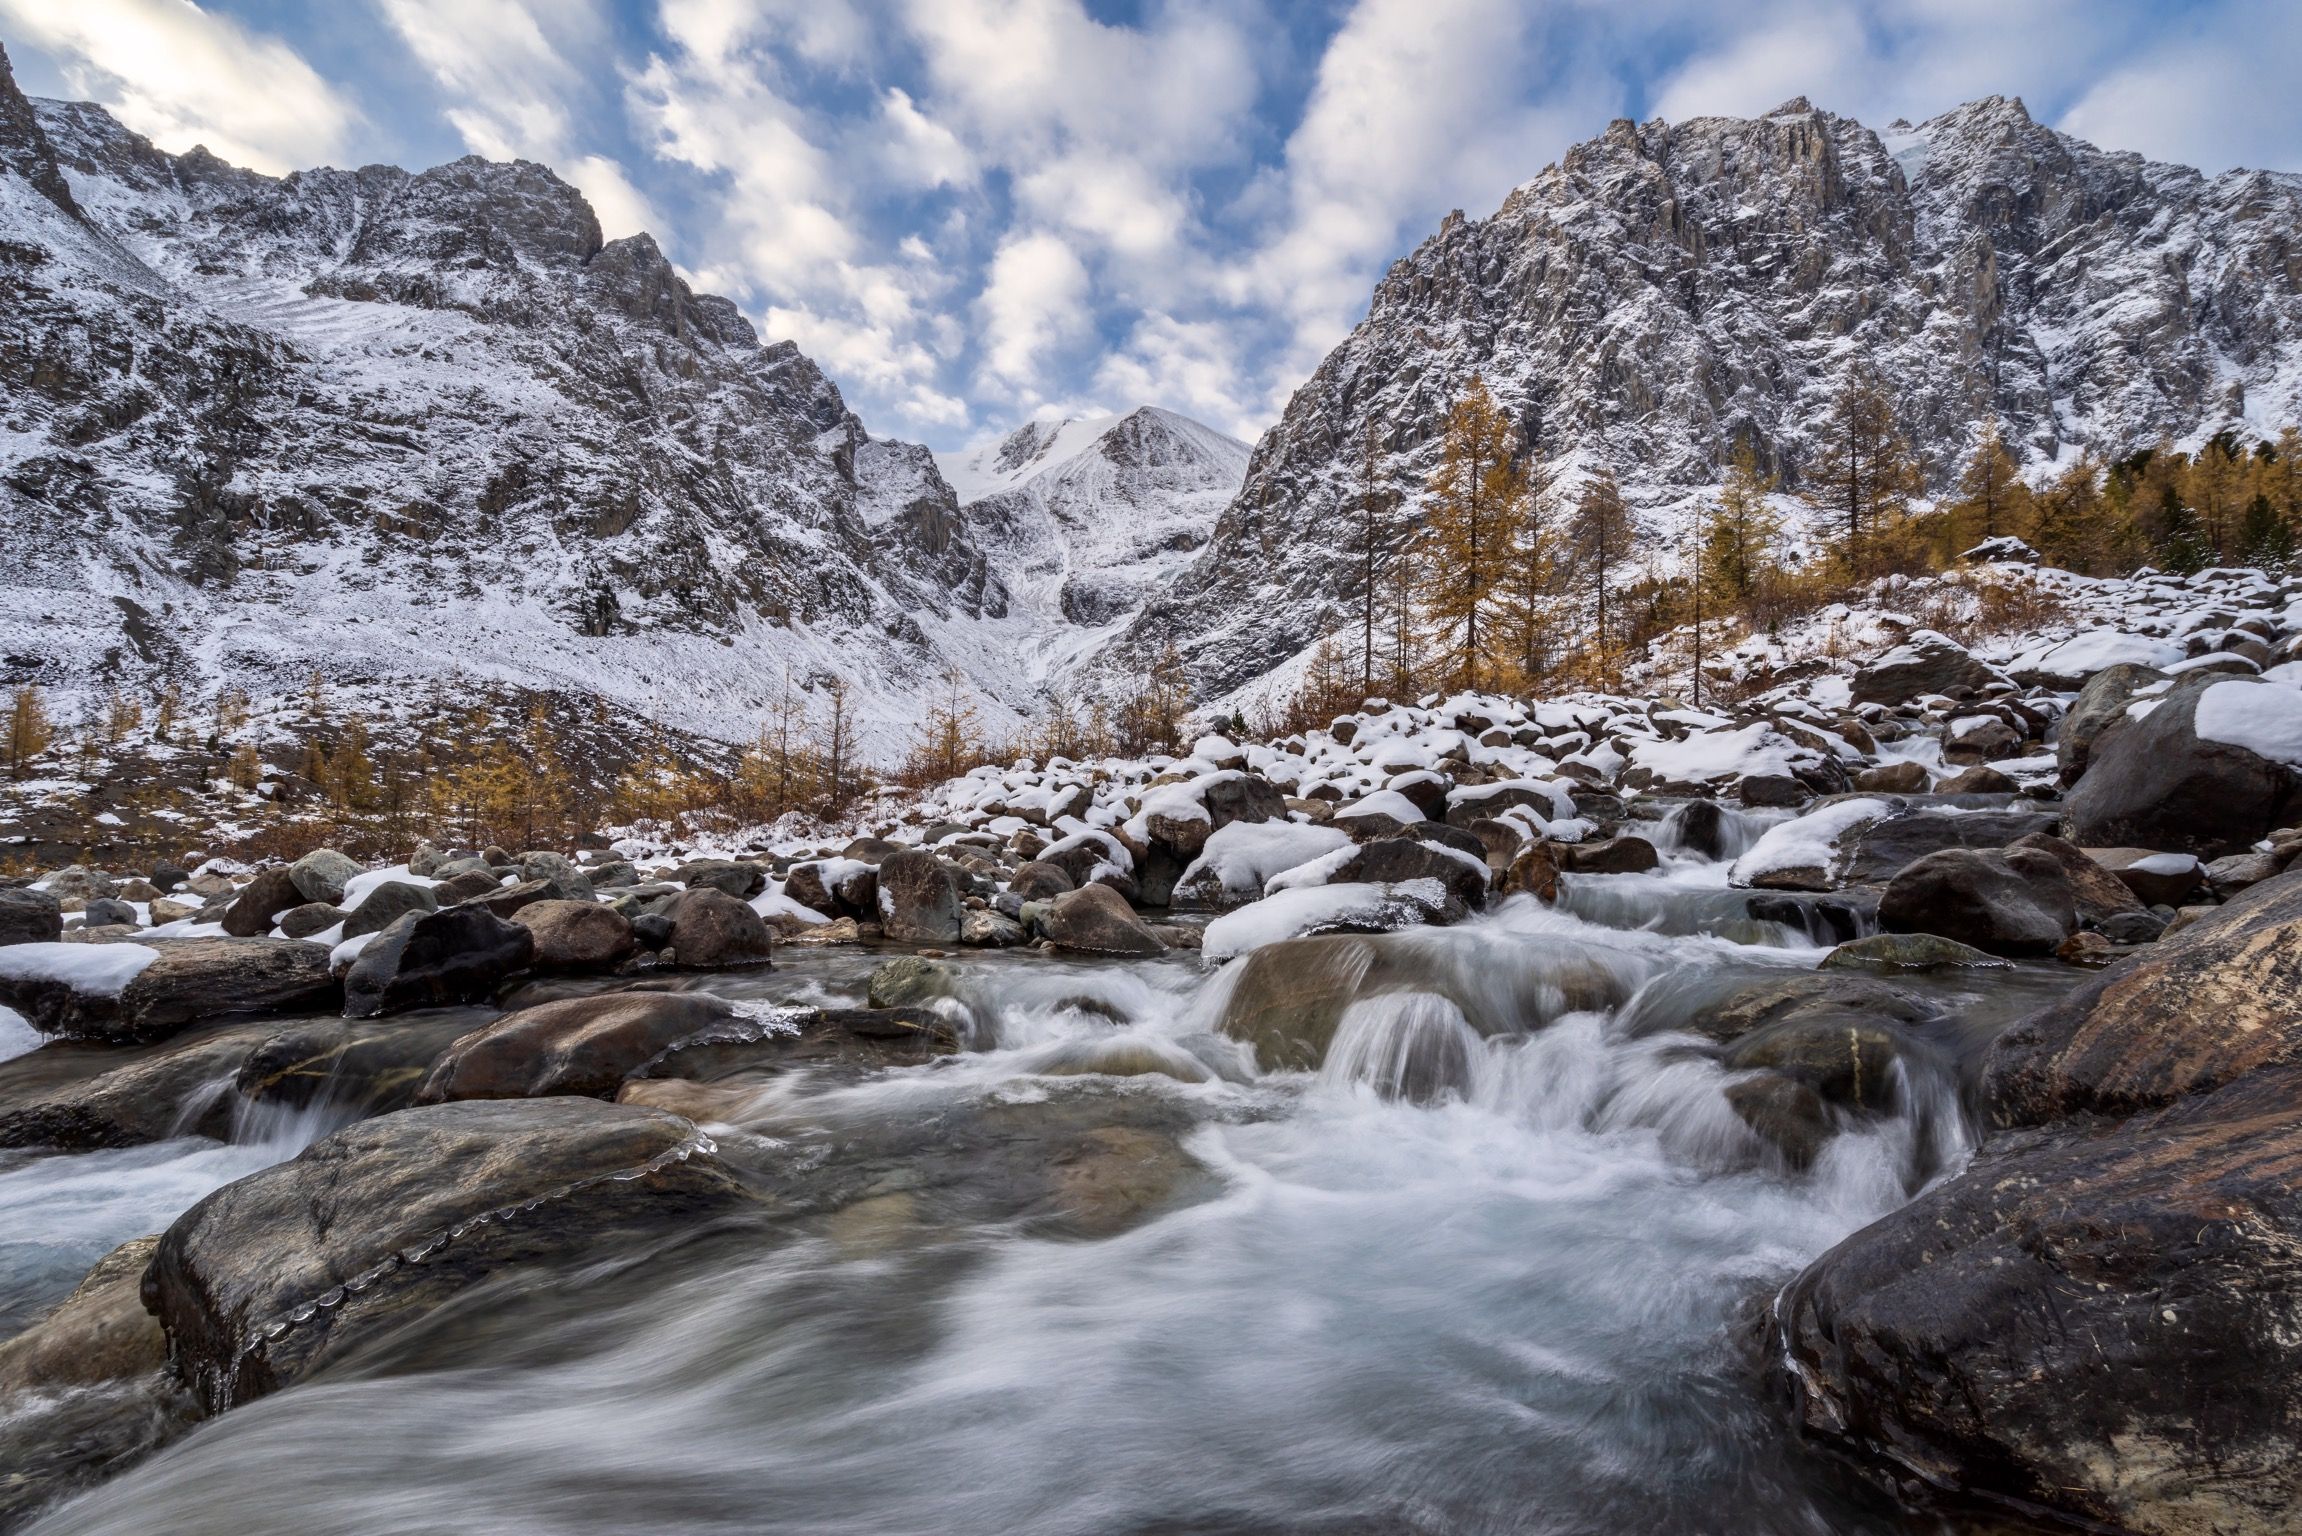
xmin=1317 ymin=993 xmax=1484 ymax=1103
xmin=1649 ymin=799 xmax=1784 ymax=862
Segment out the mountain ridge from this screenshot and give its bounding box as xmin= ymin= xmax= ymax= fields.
xmin=1098 ymin=92 xmax=2302 ymax=699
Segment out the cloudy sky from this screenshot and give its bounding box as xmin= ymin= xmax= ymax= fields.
xmin=6 ymin=0 xmax=2298 ymax=451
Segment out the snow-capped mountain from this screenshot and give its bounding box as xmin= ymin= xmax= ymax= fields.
xmin=930 ymin=408 xmax=1247 ymax=690
xmin=0 ymin=41 xmax=1009 ymax=749
xmin=1104 ymin=95 xmax=2302 ymax=698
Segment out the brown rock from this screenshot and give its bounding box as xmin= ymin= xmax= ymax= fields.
xmin=659 ymin=887 xmax=774 ymax=969
xmin=513 ymin=899 xmax=636 ymax=971
xmin=419 ymin=992 xmax=745 ymax=1101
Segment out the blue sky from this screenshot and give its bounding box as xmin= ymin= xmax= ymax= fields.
xmin=7 ymin=0 xmax=2299 ymax=453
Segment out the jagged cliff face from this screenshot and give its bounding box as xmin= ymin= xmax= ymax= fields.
xmin=1110 ymin=95 xmax=2302 ymax=697
xmin=0 ymin=43 xmax=999 ymax=743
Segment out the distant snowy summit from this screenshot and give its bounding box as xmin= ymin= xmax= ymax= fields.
xmin=938 ymin=407 xmax=1248 ymax=629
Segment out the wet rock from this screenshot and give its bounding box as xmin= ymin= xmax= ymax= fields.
xmin=1555 ymin=835 xmax=1660 ymax=875
xmin=1931 ymin=763 xmax=2016 ymax=794
xmin=1774 ymin=1065 xmax=2302 ymax=1536
xmin=659 ymin=887 xmax=774 ymax=969
xmin=1736 ymin=773 xmax=1809 ymax=807
xmin=866 ymin=955 xmax=957 ymax=1010
xmin=288 ymin=849 xmax=363 ymax=906
xmin=1041 ymin=884 xmax=1167 ymax=957
xmin=783 ymin=916 xmax=861 ymax=946
xmin=1027 ymin=1037 xmax=1215 ymax=1084
xmin=343 ymin=908 xmax=535 ymax=1019
xmin=1334 ymin=838 xmax=1490 ymax=909
xmin=672 ymin=859 xmax=766 ymax=899
xmin=2064 ymin=672 xmax=2302 ymax=857
xmin=276 ymin=902 xmax=347 ymax=940
xmin=233 ymin=1012 xmax=486 ymax=1120
xmin=1008 ymin=860 xmax=1075 ymax=902
xmin=1724 ymin=1074 xmax=1832 ymax=1169
xmin=0 ymin=1020 xmax=280 ymax=1149
xmin=220 ymin=867 xmax=302 ymax=938
xmin=418 ymin=992 xmax=746 ymax=1102
xmin=1850 ymin=761 xmax=1929 ymax=794
xmin=1838 ymin=808 xmax=2060 ymax=886
xmin=875 ymin=850 xmax=962 ymax=945
xmin=1663 ymin=971 xmax=1937 ymax=1048
xmin=1819 ymin=932 xmax=2007 ymax=974
xmin=0 ymin=886 xmax=63 ymax=946
xmin=2094 ymin=907 xmax=2167 ymax=945
xmin=1503 ymin=843 xmax=1560 ymax=902
xmin=0 ymin=1235 xmax=193 ymax=1531
xmin=0 ymin=1236 xmax=165 ymax=1397
xmin=960 ymin=909 xmax=1026 ymax=947
xmin=2083 ymin=847 xmax=2203 ymax=907
xmin=2055 ymin=662 xmax=2170 ymax=786
xmin=1877 ymin=847 xmax=2077 ymax=957
xmin=2055 ymin=929 xmax=2117 ymax=966
xmin=341 ymin=880 xmax=438 ymax=939
xmin=1987 ymin=870 xmax=2302 ymax=1126
xmin=1 ymin=938 xmax=341 ymax=1044
xmin=2006 ymin=831 xmax=2143 ymax=925
xmin=622 ymin=1006 xmax=961 ymax=1086
xmin=512 ymin=899 xmax=636 ymax=971
xmin=144 ymin=1098 xmax=754 ymax=1411
xmin=1850 ymin=632 xmax=2001 ymax=706
xmin=1724 ymin=1017 xmax=1908 ymax=1112
xmin=1745 ymin=892 xmax=1872 ymax=946
xmin=1217 ymin=931 xmax=1629 ymax=1071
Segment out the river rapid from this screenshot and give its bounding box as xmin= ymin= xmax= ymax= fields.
xmin=7 ymin=812 xmax=2083 ymax=1536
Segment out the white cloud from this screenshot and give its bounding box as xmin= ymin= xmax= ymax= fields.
xmin=1094 ymin=313 xmax=1256 ymax=438
xmin=977 ymin=231 xmax=1091 ymax=394
xmin=376 ymin=0 xmax=596 ymax=160
xmin=0 ymin=0 xmax=355 ymax=173
xmin=2058 ymin=0 xmax=2302 ymax=173
xmin=564 ymin=154 xmax=660 ymax=242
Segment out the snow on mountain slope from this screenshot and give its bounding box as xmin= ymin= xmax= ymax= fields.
xmin=0 ymin=42 xmax=1014 ymax=753
xmin=1102 ymin=95 xmax=2302 ymax=699
xmin=933 ymin=408 xmax=1247 ymax=691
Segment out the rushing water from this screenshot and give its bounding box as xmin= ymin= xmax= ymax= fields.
xmin=12 ymin=816 xmax=2078 ymax=1536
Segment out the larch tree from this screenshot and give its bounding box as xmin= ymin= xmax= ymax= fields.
xmin=1950 ymin=418 xmax=2028 ymax=551
xmin=1345 ymin=422 xmax=1405 ymax=698
xmin=1697 ymin=442 xmax=1785 ymax=620
xmin=1807 ymin=366 xmax=1917 ymax=573
xmin=1418 ymin=376 xmax=1529 ymax=692
xmin=6 ymin=684 xmax=51 ymax=778
xmin=1566 ymin=467 xmax=1639 ymax=677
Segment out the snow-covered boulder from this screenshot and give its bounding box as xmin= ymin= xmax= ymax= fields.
xmin=2065 ymin=674 xmax=2302 ymax=857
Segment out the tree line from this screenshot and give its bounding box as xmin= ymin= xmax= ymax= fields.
xmin=1286 ymin=370 xmax=2302 ymax=720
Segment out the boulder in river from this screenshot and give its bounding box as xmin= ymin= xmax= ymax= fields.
xmin=1987 ymin=868 xmax=2302 ymax=1125
xmin=0 ymin=1236 xmax=166 ymax=1396
xmin=875 ymin=850 xmax=962 ymax=945
xmin=288 ymin=849 xmax=363 ymax=906
xmin=0 ymin=939 xmax=341 ymax=1044
xmin=512 ymin=899 xmax=636 ymax=971
xmin=1040 ymin=884 xmax=1167 ymax=957
xmin=672 ymin=859 xmax=766 ymax=899
xmin=658 ymin=887 xmax=774 ymax=969
xmin=1877 ymin=847 xmax=2077 ymax=957
xmin=1775 ymin=1064 xmax=2302 ymax=1535
xmin=1333 ymin=837 xmax=1491 ymax=909
xmin=343 ymin=908 xmax=535 ymax=1019
xmin=2063 ymin=672 xmax=2302 ymax=857
xmin=144 ymin=1098 xmax=754 ymax=1411
xmin=418 ymin=991 xmax=750 ymax=1101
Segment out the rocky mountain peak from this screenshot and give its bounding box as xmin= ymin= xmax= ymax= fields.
xmin=1097 ymin=96 xmax=2302 ymax=701
xmin=0 ymin=40 xmax=80 ymax=220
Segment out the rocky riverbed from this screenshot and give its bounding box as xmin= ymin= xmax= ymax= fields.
xmin=7 ymin=565 xmax=2302 ymax=1532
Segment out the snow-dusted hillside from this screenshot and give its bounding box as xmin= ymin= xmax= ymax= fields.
xmin=929 ymin=408 xmax=1247 ymax=694
xmin=0 ymin=43 xmax=1013 ymax=752
xmin=1106 ymin=95 xmax=2302 ymax=698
